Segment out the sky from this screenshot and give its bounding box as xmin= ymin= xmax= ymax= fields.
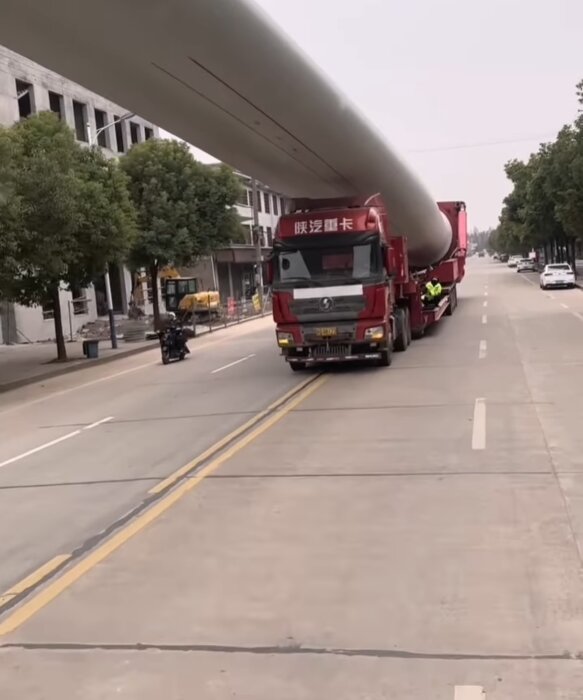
xmin=162 ymin=0 xmax=583 ymax=231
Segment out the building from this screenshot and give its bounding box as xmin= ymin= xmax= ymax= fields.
xmin=0 ymin=45 xmax=159 ymax=344
xmin=185 ymin=168 xmax=290 ymax=301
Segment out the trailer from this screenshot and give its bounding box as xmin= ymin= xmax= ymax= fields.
xmin=268 ymin=196 xmax=467 ymax=370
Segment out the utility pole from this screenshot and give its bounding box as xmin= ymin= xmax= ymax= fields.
xmin=86 ymin=113 xmax=133 ymax=349
xmin=251 ymin=178 xmax=264 ymax=309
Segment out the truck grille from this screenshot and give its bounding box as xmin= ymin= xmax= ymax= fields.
xmin=291 ymin=297 xmax=365 ymax=316
xmin=312 ymin=344 xmax=350 ymax=358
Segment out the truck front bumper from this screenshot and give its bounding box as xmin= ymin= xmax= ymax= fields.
xmin=283 ymin=342 xmax=384 ymax=365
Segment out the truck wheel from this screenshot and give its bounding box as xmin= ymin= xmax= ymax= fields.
xmin=377 ymin=341 xmax=392 ymax=367
xmin=406 ymin=309 xmax=412 ymax=345
xmin=394 ymin=309 xmax=408 ymax=352
xmin=445 ymin=286 xmax=457 ymax=316
xmin=378 ymin=350 xmax=391 ymax=367
xmin=290 ymin=362 xmax=306 ymax=372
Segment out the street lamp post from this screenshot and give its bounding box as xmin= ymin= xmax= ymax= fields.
xmin=251 ymin=178 xmax=264 ymax=310
xmin=86 ymin=112 xmax=133 ymax=350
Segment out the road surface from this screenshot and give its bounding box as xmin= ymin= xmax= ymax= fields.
xmin=1 ymin=259 xmax=583 ymax=698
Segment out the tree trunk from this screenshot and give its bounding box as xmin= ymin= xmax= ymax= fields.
xmin=51 ymin=284 xmax=67 ymax=362
xmin=149 ymin=263 xmax=161 ymax=329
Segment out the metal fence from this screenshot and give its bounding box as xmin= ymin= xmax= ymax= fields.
xmin=191 ymin=295 xmax=273 ymax=335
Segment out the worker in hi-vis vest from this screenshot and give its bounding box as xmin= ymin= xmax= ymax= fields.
xmin=423 ymin=277 xmax=442 ymax=305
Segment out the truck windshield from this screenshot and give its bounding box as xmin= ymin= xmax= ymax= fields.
xmin=274 ymin=235 xmax=382 ymax=287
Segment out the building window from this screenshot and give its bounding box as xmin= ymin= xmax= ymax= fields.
xmin=280 ymin=197 xmax=286 ymax=214
xmin=15 ymin=79 xmax=34 ymax=119
xmin=266 ymin=226 xmax=273 ymax=246
xmin=113 ymin=115 xmax=125 ymax=153
xmin=129 ymin=121 xmax=141 ymax=145
xmin=94 ymin=109 xmax=108 ymax=148
xmin=72 ymin=100 xmax=88 ymax=142
xmin=70 ymin=283 xmax=88 ymax=315
xmin=256 ymin=190 xmax=262 ymax=213
xmin=272 ymin=195 xmax=279 ymax=216
xmin=263 ymin=192 xmax=270 ymax=214
xmin=247 ymin=224 xmax=253 ymax=244
xmin=144 ymin=126 xmax=154 ymax=140
xmin=238 ymin=189 xmax=250 ymax=207
xmin=48 ymin=91 xmax=63 ymax=120
xmin=41 ymin=299 xmax=54 ymax=320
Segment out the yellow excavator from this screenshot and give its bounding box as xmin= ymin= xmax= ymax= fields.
xmin=162 ymin=270 xmax=221 ymax=320
xmin=178 ymin=289 xmax=221 ymax=318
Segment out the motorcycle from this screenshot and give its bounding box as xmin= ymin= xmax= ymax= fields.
xmin=157 ymin=323 xmax=190 ymax=364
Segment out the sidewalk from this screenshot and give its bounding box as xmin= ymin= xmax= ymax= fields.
xmin=0 ymin=338 xmax=157 ymax=394
xmin=0 ymin=312 xmax=271 ymax=394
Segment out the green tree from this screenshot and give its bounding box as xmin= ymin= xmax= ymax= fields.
xmin=121 ymin=140 xmax=243 ymax=325
xmin=496 ymin=79 xmax=583 ymax=268
xmin=0 ymin=112 xmax=136 ymax=360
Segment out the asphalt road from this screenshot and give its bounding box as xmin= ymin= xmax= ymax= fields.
xmin=2 ymin=259 xmax=583 ymax=698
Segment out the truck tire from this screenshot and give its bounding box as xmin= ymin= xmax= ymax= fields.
xmin=394 ymin=308 xmax=409 ymax=352
xmin=290 ymin=362 xmax=306 ymax=372
xmin=378 ymin=348 xmax=392 ymax=367
xmin=445 ymin=285 xmax=457 ymax=316
xmin=406 ymin=309 xmax=412 ymax=345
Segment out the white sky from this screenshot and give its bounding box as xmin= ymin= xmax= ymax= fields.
xmin=163 ymin=0 xmax=583 ymax=230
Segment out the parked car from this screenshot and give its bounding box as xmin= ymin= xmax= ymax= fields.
xmin=508 ymin=255 xmax=521 ymax=268
xmin=517 ymin=258 xmax=537 ymax=272
xmin=499 ymin=253 xmax=509 ymax=263
xmin=539 ymin=263 xmax=576 ymax=289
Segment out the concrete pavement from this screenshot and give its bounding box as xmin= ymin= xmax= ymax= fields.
xmin=2 ymin=259 xmax=583 ymax=697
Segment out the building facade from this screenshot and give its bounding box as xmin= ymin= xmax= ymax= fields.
xmin=186 ymin=169 xmax=290 ymax=302
xmin=0 ymin=45 xmax=159 ymax=344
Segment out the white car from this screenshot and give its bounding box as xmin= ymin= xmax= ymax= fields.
xmin=507 ymin=255 xmax=521 ymax=268
xmin=539 ymin=263 xmax=576 ymax=289
xmin=517 ymin=258 xmax=537 ymax=272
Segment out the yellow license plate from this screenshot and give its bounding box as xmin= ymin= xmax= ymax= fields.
xmin=316 ymin=327 xmax=337 ymax=337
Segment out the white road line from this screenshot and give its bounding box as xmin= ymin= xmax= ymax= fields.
xmin=483 ymin=300 xmax=488 ymax=308
xmin=211 ymin=354 xmax=256 ymax=374
xmin=481 ymin=314 xmax=487 ymax=325
xmin=573 ymin=311 xmax=583 ymax=323
xmin=0 ymin=416 xmax=113 ymax=469
xmin=83 ymin=416 xmax=114 ymax=431
xmin=454 ymin=686 xmax=485 ymax=699
xmin=478 ymin=340 xmax=487 ymax=359
xmin=561 ymin=303 xmax=570 ymax=309
xmin=484 ymin=291 xmax=488 ymax=297
xmin=472 ymin=398 xmax=486 ymax=450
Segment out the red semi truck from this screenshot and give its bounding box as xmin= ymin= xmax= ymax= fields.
xmin=269 ymin=196 xmax=467 ymax=370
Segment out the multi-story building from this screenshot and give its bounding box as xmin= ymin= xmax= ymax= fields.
xmin=0 ymin=45 xmax=159 ymax=344
xmin=186 ymin=168 xmax=290 ymax=301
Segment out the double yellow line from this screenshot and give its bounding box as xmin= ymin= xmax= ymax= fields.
xmin=0 ymin=374 xmax=327 ymax=637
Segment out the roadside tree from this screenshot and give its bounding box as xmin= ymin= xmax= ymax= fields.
xmin=0 ymin=113 xmax=136 ymax=360
xmin=122 ymin=139 xmax=243 ymax=327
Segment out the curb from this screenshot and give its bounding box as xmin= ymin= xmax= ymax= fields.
xmin=0 ymin=313 xmax=271 ymax=395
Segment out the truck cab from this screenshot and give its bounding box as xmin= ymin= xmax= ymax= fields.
xmin=271 ymin=202 xmax=400 ymax=369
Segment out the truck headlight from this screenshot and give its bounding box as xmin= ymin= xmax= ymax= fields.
xmin=364 ymin=326 xmax=384 ymax=341
xmin=277 ymin=331 xmax=294 ymax=347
